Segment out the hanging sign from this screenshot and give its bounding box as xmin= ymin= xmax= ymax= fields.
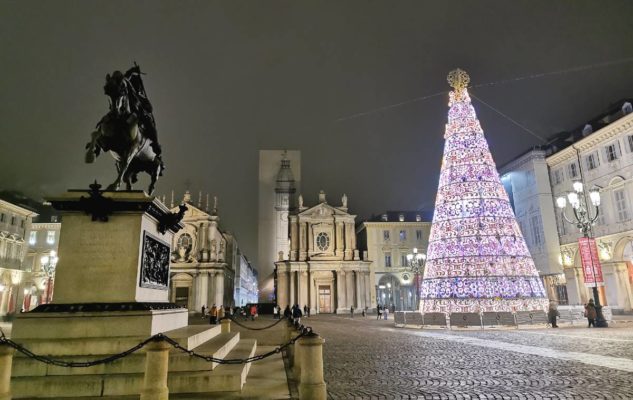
xmin=578 ymin=237 xmax=604 ymax=287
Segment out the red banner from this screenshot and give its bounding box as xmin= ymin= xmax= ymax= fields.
xmin=578 ymin=237 xmax=604 ymax=287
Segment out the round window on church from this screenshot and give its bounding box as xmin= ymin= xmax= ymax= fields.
xmin=177 ymin=233 xmax=193 ymax=252
xmin=316 ymin=232 xmax=330 ymax=251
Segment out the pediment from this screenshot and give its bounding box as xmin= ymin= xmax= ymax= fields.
xmin=170 ymin=203 xmax=212 ymax=220
xmin=298 ymin=203 xmax=351 ymax=218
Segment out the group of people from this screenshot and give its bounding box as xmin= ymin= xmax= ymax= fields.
xmin=376 ymin=304 xmax=391 ymax=320
xmin=281 ymin=304 xmax=306 ymax=325
xmin=201 ymin=304 xmax=259 ymax=324
xmin=547 ymin=298 xmax=600 ymax=328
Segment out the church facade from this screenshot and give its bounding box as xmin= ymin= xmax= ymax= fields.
xmin=275 ymin=191 xmax=371 ymax=314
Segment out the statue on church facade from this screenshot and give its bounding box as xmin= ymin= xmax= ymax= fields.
xmin=298 ymin=194 xmax=304 ymax=209
xmin=85 ymin=63 xmax=164 ymax=195
xmin=342 ymin=193 xmax=348 ymax=208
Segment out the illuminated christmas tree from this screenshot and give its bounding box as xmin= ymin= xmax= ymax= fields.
xmin=419 ymin=69 xmax=548 ymax=314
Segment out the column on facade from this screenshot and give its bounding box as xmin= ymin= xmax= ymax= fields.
xmin=289 ymin=270 xmax=296 ymax=306
xmin=206 ymin=271 xmax=216 ymax=307
xmin=290 ymin=222 xmax=299 ymax=261
xmin=307 ymin=225 xmax=314 ymax=256
xmin=309 ymin=273 xmax=317 ymax=313
xmin=345 ymin=270 xmax=354 ymax=310
xmin=335 ymin=220 xmax=344 ymax=257
xmin=277 ymin=269 xmax=288 ymax=309
xmin=336 ymin=270 xmax=346 ymax=311
xmin=214 ymin=270 xmax=224 ymax=306
xmin=356 ymin=271 xmax=364 ymax=309
xmin=195 ymin=272 xmax=209 ymax=310
xmin=299 ymin=224 xmax=307 ymax=261
xmin=344 ymin=223 xmax=353 ymax=260
xmin=299 ymin=271 xmax=309 ymax=309
xmin=361 ymin=271 xmax=374 ymax=308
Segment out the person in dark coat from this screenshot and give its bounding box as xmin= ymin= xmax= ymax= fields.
xmin=292 ymin=304 xmax=303 ymax=325
xmin=548 ymin=300 xmax=559 ymax=328
xmin=585 ymin=299 xmax=598 ymax=328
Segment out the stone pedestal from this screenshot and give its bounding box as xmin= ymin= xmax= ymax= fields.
xmin=12 ymin=189 xmax=188 ymax=342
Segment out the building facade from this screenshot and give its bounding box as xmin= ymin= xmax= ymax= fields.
xmin=499 ymin=150 xmax=567 ymax=303
xmin=357 ymin=212 xmax=431 ymax=311
xmin=547 ymin=103 xmax=633 ymax=312
xmin=257 ymin=150 xmax=301 ymax=302
xmin=234 ymin=253 xmax=258 ymax=307
xmin=275 ymin=191 xmax=371 ymax=314
xmin=169 ymin=192 xmax=235 ymax=312
xmin=24 ymin=216 xmax=61 ymax=306
xmin=0 ymin=199 xmax=38 ymax=317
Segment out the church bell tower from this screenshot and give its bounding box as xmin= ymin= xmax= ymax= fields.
xmin=274 ymin=151 xmax=296 ymax=262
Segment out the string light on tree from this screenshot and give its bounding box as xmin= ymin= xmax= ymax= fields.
xmin=418 ymin=69 xmax=548 ymax=314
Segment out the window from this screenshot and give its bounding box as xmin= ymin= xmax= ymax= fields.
xmin=10 ymin=216 xmax=15 ymax=226
xmin=0 ymin=214 xmax=4 ymax=223
xmin=530 ymin=215 xmax=543 ymax=246
xmin=316 ymin=232 xmax=330 ymax=251
xmin=586 ymin=153 xmax=599 ymax=170
xmin=416 ymin=230 xmax=422 ymax=240
xmin=46 ymin=231 xmax=56 ymax=245
xmin=558 ymin=214 xmax=567 ymax=236
xmin=628 ymin=135 xmax=633 ymax=153
xmin=552 ymin=169 xmax=563 ymax=185
xmin=568 ymin=163 xmax=578 ymax=179
xmin=20 ymin=219 xmax=24 ymax=228
xmin=384 ymin=253 xmax=392 ymax=267
xmin=398 ymin=214 xmax=405 ymax=222
xmin=383 ymin=230 xmax=390 ymax=241
xmin=605 ymin=143 xmax=620 ymax=162
xmin=399 ymin=230 xmax=406 ymax=241
xmin=614 ymin=189 xmax=629 ymax=221
xmin=29 ymin=231 xmax=37 ymax=245
xmin=401 ymin=255 xmax=407 ymax=267
xmin=415 ymin=214 xmax=421 ymax=222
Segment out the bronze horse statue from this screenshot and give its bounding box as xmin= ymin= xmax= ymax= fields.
xmin=85 ymin=65 xmax=164 ymax=194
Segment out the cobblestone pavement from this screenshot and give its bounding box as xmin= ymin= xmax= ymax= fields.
xmin=304 ymin=315 xmax=633 ymax=400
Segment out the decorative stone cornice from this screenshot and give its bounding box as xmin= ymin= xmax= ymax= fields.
xmin=546 ymin=113 xmax=633 ymax=167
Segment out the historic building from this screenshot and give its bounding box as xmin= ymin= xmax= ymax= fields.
xmin=547 ymin=101 xmax=633 ymax=312
xmin=357 ymin=211 xmax=431 ymax=311
xmin=168 ymin=191 xmax=236 ymax=312
xmin=234 ymin=253 xmax=258 ymax=306
xmin=502 ymin=100 xmax=633 ymax=313
xmin=0 ymin=198 xmax=38 ymax=317
xmin=258 ymin=150 xmax=301 ymax=302
xmin=24 ymin=215 xmax=61 ymax=306
xmin=275 ymin=191 xmax=371 ymax=314
xmin=499 ymin=150 xmax=566 ymax=303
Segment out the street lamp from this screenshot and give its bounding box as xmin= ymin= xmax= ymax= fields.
xmin=556 ymin=181 xmax=607 ymax=327
xmin=40 ymin=251 xmax=59 ymax=304
xmin=406 ymin=247 xmax=427 ymax=311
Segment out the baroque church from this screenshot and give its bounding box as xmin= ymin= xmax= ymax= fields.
xmin=274 ymin=188 xmax=372 ymax=314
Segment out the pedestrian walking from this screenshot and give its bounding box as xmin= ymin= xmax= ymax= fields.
xmin=304 ymin=305 xmax=309 ymax=318
xmin=284 ymin=305 xmax=292 ymax=320
xmin=292 ymin=303 xmax=303 ymax=325
xmin=273 ymin=305 xmax=279 ymax=319
xmin=350 ymin=305 xmax=354 ymax=318
xmin=250 ymin=304 xmax=258 ymax=321
xmin=209 ymin=304 xmax=218 ymax=325
xmin=377 ymin=304 xmax=382 ymax=320
xmin=548 ymin=300 xmax=559 ymax=328
xmin=218 ymin=305 xmax=225 ymax=321
xmin=201 ymin=305 xmax=206 ymax=319
xmin=585 ymin=299 xmax=598 ymax=328
xmin=383 ymin=307 xmax=389 ymax=320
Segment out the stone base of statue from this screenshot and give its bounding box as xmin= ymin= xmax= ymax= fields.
xmin=10 ymin=188 xmax=258 ymax=398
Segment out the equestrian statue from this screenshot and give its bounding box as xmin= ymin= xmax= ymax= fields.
xmin=85 ymin=63 xmax=164 ymax=194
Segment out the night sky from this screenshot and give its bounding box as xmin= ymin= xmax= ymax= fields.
xmin=1 ymin=1 xmax=632 ymax=265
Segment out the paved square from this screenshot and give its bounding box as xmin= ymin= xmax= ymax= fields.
xmin=305 ymin=315 xmax=633 ymax=400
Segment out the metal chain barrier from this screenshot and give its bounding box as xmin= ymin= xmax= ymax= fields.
xmin=0 ymin=324 xmax=313 ymax=367
xmin=224 ymin=315 xmax=288 ymax=330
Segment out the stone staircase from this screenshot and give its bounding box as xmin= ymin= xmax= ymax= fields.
xmin=11 ymin=324 xmax=258 ymax=398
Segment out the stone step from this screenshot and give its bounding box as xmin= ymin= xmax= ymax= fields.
xmin=12 ymin=325 xmax=221 ymax=357
xmin=12 ymin=332 xmax=240 ymax=377
xmin=11 ymin=339 xmax=258 ymax=398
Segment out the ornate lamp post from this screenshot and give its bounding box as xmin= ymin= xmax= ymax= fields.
xmin=40 ymin=251 xmax=59 ymax=304
xmin=406 ymin=247 xmax=426 ymax=311
xmin=556 ymin=181 xmax=607 ymax=327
